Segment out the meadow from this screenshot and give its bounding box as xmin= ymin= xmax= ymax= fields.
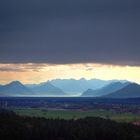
xmin=13 ymin=108 xmax=140 ymax=122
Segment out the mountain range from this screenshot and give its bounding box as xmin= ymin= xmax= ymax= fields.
xmin=104 ymin=83 xmax=140 ymax=98
xmin=82 ymin=82 xmax=130 ymax=97
xmin=0 ymin=81 xmax=66 ymax=97
xmin=49 ymin=78 xmax=127 ymax=94
xmin=82 ymin=82 xmax=140 ymax=98
xmin=30 ymin=82 xmax=66 ymax=96
xmin=0 ymin=81 xmax=33 ymax=96
xmin=0 ymin=79 xmax=140 ymax=98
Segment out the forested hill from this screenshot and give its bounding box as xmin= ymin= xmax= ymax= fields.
xmin=0 ymin=110 xmax=140 ymax=140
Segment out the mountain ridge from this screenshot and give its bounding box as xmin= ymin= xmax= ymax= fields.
xmin=81 ymin=82 xmax=130 ymax=97
xmin=30 ymin=82 xmax=66 ymax=95
xmin=0 ymin=81 xmax=66 ymax=96
xmin=49 ymin=78 xmax=128 ymax=93
xmin=0 ymin=81 xmax=33 ymax=96
xmin=103 ymin=83 xmax=140 ymax=98
xmin=0 ymin=79 xmax=139 ymax=98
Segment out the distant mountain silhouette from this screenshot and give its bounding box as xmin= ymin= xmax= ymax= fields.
xmin=104 ymin=83 xmax=140 ymax=98
xmin=0 ymin=81 xmax=33 ymax=96
xmin=0 ymin=81 xmax=66 ymax=96
xmin=1 ymin=79 xmax=138 ymax=98
xmin=50 ymin=78 xmax=127 ymax=94
xmin=30 ymin=82 xmax=66 ymax=96
xmin=82 ymin=82 xmax=129 ymax=97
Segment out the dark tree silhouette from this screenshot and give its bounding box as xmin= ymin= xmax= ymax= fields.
xmin=0 ymin=109 xmax=140 ymax=140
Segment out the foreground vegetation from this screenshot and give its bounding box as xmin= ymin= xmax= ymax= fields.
xmin=13 ymin=108 xmax=140 ymax=122
xmin=1 ymin=109 xmax=140 ymax=140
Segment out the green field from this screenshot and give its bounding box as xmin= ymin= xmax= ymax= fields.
xmin=12 ymin=108 xmax=140 ymax=122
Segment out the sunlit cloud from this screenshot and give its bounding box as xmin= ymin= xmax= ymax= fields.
xmin=0 ymin=63 xmax=48 ymax=72
xmin=0 ymin=63 xmax=140 ymax=84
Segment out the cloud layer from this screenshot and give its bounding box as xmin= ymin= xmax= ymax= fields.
xmin=0 ymin=0 xmax=140 ymax=65
xmin=0 ymin=63 xmax=140 ymax=84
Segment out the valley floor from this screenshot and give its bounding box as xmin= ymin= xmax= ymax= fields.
xmin=13 ymin=108 xmax=140 ymax=123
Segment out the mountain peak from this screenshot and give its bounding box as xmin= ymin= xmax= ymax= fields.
xmin=39 ymin=81 xmax=54 ymax=87
xmin=6 ymin=81 xmax=25 ymax=88
xmin=0 ymin=81 xmax=33 ymax=96
xmin=10 ymin=81 xmax=22 ymax=85
xmin=127 ymin=82 xmax=139 ymax=87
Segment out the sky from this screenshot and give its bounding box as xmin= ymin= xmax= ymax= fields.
xmin=0 ymin=0 xmax=140 ymax=84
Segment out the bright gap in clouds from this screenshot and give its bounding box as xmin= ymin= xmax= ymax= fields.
xmin=0 ymin=63 xmax=140 ymax=84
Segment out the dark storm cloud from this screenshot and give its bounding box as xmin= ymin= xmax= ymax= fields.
xmin=0 ymin=0 xmax=140 ymax=66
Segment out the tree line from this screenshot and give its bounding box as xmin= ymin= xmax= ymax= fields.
xmin=0 ymin=109 xmax=140 ymax=140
